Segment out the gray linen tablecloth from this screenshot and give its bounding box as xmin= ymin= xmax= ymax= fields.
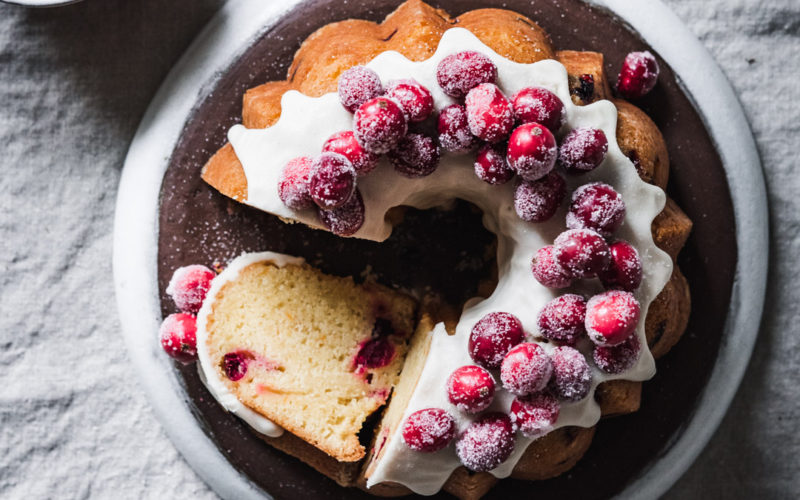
xmin=1 ymin=0 xmax=797 ymax=498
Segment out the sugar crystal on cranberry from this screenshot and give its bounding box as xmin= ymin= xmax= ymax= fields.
xmin=436 ymin=51 xmax=497 ymax=98
xmin=388 ymin=133 xmax=440 ymax=178
xmin=438 ymin=104 xmax=478 ymax=154
xmin=549 ymin=346 xmax=592 ymax=402
xmin=500 ymin=342 xmax=554 ymax=396
xmin=354 ymin=96 xmax=408 ymax=154
xmin=446 ymin=365 xmax=495 ymax=414
xmin=514 ymin=172 xmax=566 ymax=223
xmin=554 ymin=228 xmax=611 ymax=279
xmin=469 ymin=312 xmax=525 ymax=369
xmin=308 ymin=152 xmax=357 ymax=210
xmin=474 ymin=143 xmax=514 ymax=185
xmin=532 ymin=245 xmax=573 ymax=289
xmin=455 ymin=413 xmax=514 ymax=472
xmin=567 ymin=182 xmax=626 ymax=237
xmin=402 ymin=408 xmax=456 ymax=452
xmin=318 ymin=189 xmax=365 ymax=236
xmin=558 ymin=128 xmax=608 ymax=173
xmin=537 ymin=294 xmax=587 ymax=344
xmin=507 ymin=122 xmax=557 ymax=181
xmin=277 ymin=156 xmax=315 ymax=211
xmin=616 ymin=51 xmax=660 ymax=99
xmin=166 ymin=265 xmax=215 ymax=314
xmin=465 ymin=83 xmax=514 ymax=143
xmin=599 ymin=240 xmax=643 ymax=291
xmin=159 ymin=313 xmax=198 ymax=364
xmin=385 ymin=79 xmax=434 ymax=123
xmin=338 ymin=66 xmax=383 ymax=113
xmin=509 ymin=392 xmax=560 ymax=439
xmin=322 ymin=131 xmax=379 ymax=176
xmin=512 ymin=87 xmax=565 ymax=133
xmin=586 ymin=290 xmax=641 ymax=346
xmin=593 ymin=333 xmax=641 ymax=374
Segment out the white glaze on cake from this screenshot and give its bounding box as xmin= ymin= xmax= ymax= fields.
xmin=226 ymin=28 xmax=672 ymax=494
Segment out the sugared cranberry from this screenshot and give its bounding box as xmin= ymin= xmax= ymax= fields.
xmin=322 ymin=131 xmax=379 ymax=176
xmin=554 ymin=228 xmax=611 ymax=279
xmin=549 ymin=346 xmax=592 ymax=402
xmin=469 ymin=312 xmax=525 ymax=369
xmin=513 ymin=172 xmax=566 ymax=223
xmin=222 ymin=351 xmax=248 ymax=381
xmin=532 ymin=245 xmax=573 ymax=289
xmin=537 ymin=294 xmax=587 ymax=344
xmin=277 ymin=156 xmax=315 ymax=211
xmin=500 ymin=342 xmax=553 ymax=396
xmin=159 ymin=313 xmax=198 ymax=364
xmin=338 ymin=66 xmax=383 ymax=113
xmin=388 ymin=133 xmax=440 ymax=178
xmin=402 ymin=408 xmax=456 ymax=452
xmin=308 ymin=152 xmax=356 ymax=210
xmin=586 ymin=290 xmax=641 ymax=346
xmin=599 ymin=241 xmax=643 ymax=291
xmin=166 ymin=265 xmax=215 ymax=314
xmin=474 ymin=143 xmax=514 ymax=185
xmin=593 ymin=333 xmax=641 ymax=374
xmin=455 ymin=413 xmax=514 ymax=472
xmin=509 ymin=392 xmax=560 ymax=438
xmin=354 ymin=97 xmax=408 ymax=154
xmin=558 ymin=128 xmax=608 ymax=173
xmin=512 ymin=87 xmax=565 ymax=132
xmin=318 ymin=189 xmax=364 ymax=236
xmin=616 ymin=51 xmax=660 ymax=99
xmin=465 ymin=83 xmax=514 ymax=143
xmin=436 ymin=51 xmax=497 ymax=98
xmin=385 ymin=79 xmax=434 ymax=123
xmin=355 ymin=337 xmax=395 ymax=369
xmin=507 ymin=123 xmax=557 ymax=181
xmin=447 ymin=365 xmax=495 ymax=414
xmin=437 ymin=104 xmax=477 ymax=154
xmin=567 ymin=182 xmax=626 ymax=237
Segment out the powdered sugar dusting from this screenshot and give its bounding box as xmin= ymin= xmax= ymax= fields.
xmin=455 ymin=413 xmax=514 ymax=471
xmin=550 ymin=346 xmax=592 ymax=402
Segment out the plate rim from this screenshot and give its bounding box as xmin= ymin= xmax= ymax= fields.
xmin=112 ymin=1 xmax=768 ymax=499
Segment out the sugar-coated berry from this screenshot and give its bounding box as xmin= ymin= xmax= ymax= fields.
xmin=617 ymin=51 xmax=660 ymax=99
xmin=593 ymin=333 xmax=641 ymax=374
xmin=554 ymin=228 xmax=611 ymax=279
xmin=509 ymin=392 xmax=560 ymax=438
xmin=567 ymin=182 xmax=626 ymax=237
xmin=558 ymin=128 xmax=608 ymax=173
xmin=159 ymin=313 xmax=198 ymax=364
xmin=388 ymin=133 xmax=440 ymax=178
xmin=402 ymin=408 xmax=456 ymax=452
xmin=537 ymin=294 xmax=587 ymax=344
xmin=318 ymin=189 xmax=365 ymax=236
xmin=600 ymin=241 xmax=643 ymax=291
xmin=438 ymin=104 xmax=478 ymax=154
xmin=322 ymin=131 xmax=379 ymax=176
xmin=507 ymin=123 xmax=557 ymax=181
xmin=469 ymin=312 xmax=525 ymax=369
xmin=474 ymin=143 xmax=514 ymax=185
xmin=455 ymin=413 xmax=514 ymax=472
xmin=549 ymin=346 xmax=592 ymax=402
xmin=436 ymin=51 xmax=497 ymax=98
xmin=465 ymin=83 xmax=514 ymax=143
xmin=385 ymin=79 xmax=434 ymax=123
xmin=338 ymin=66 xmax=383 ymax=113
xmin=512 ymin=87 xmax=565 ymax=133
xmin=532 ymin=245 xmax=573 ymax=289
xmin=308 ymin=152 xmax=357 ymax=210
xmin=354 ymin=97 xmax=408 ymax=154
xmin=446 ymin=365 xmax=496 ymax=414
xmin=500 ymin=342 xmax=553 ymax=396
xmin=586 ymin=290 xmax=641 ymax=346
xmin=513 ymin=172 xmax=566 ymax=223
xmin=277 ymin=156 xmax=315 ymax=211
xmin=222 ymin=351 xmax=248 ymax=381
xmin=166 ymin=265 xmax=215 ymax=314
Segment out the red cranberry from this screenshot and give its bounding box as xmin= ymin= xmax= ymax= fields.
xmin=402 ymin=408 xmax=456 ymax=452
xmin=549 ymin=346 xmax=592 ymax=402
xmin=455 ymin=413 xmax=514 ymax=472
xmin=474 ymin=143 xmax=514 ymax=185
xmin=567 ymin=182 xmax=626 ymax=237
xmin=599 ymin=241 xmax=643 ymax=291
xmin=446 ymin=365 xmax=495 ymax=414
xmin=593 ymin=334 xmax=641 ymax=374
xmin=159 ymin=313 xmax=198 ymax=364
xmin=388 ymin=133 xmax=440 ymax=178
xmin=500 ymin=342 xmax=553 ymax=396
xmin=318 ymin=189 xmax=364 ymax=236
xmin=355 ymin=337 xmax=395 ymax=369
xmin=509 ymin=392 xmax=560 ymax=438
xmin=554 ymin=228 xmax=611 ymax=279
xmin=558 ymin=128 xmax=608 ymax=173
xmin=436 ymin=51 xmax=497 ymax=98
xmin=513 ymin=172 xmax=566 ymax=222
xmin=222 ymin=351 xmax=248 ymax=381
xmin=385 ymin=79 xmax=434 ymax=123
xmin=469 ymin=312 xmax=525 ymax=369
xmin=507 ymin=123 xmax=557 ymax=181
xmin=586 ymin=290 xmax=641 ymax=346
xmin=532 ymin=245 xmax=573 ymax=289
xmin=465 ymin=83 xmax=514 ymax=143
xmin=322 ymin=131 xmax=379 ymax=176
xmin=617 ymin=51 xmax=660 ymax=99
xmin=354 ymin=97 xmax=408 ymax=154
xmin=338 ymin=66 xmax=383 ymax=113
xmin=437 ymin=104 xmax=478 ymax=154
xmin=166 ymin=265 xmax=215 ymax=314
xmin=512 ymin=87 xmax=565 ymax=133
xmin=277 ymin=156 xmax=315 ymax=211
xmin=537 ymin=294 xmax=587 ymax=344
xmin=308 ymin=152 xmax=356 ymax=210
